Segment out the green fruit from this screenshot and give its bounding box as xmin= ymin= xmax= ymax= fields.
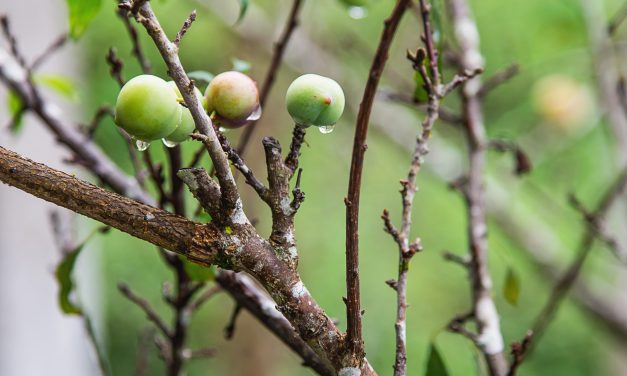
xmin=204 ymin=71 xmax=259 ymax=129
xmin=165 ymin=81 xmax=203 ymax=143
xmin=285 ymin=74 xmax=345 ymax=127
xmin=341 ymin=0 xmax=368 ymax=6
xmin=114 ymin=75 xmax=181 ymax=141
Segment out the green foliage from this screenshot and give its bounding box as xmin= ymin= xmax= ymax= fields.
xmin=35 ymin=74 xmax=77 ymax=100
xmin=66 ymin=0 xmax=103 ymax=39
xmin=7 ymin=90 xmax=24 ymax=134
xmin=503 ymin=267 xmax=521 ymax=306
xmin=235 ymin=0 xmax=250 ymax=24
xmin=425 ymin=343 xmax=449 ymax=376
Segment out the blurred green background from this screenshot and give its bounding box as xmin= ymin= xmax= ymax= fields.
xmin=56 ymin=0 xmax=627 ymax=374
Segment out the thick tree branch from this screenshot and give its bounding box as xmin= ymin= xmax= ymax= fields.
xmin=344 ymin=0 xmax=411 ymax=369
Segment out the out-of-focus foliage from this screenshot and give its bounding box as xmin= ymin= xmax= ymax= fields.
xmin=55 ymin=0 xmax=627 ymax=374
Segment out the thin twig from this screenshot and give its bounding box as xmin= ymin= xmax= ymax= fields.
xmin=118 ymin=283 xmax=172 ymax=339
xmin=30 ymin=33 xmax=69 ymax=70
xmin=236 ymin=0 xmax=305 ymax=158
xmin=506 ymin=331 xmax=533 ymax=376
xmin=344 ymin=0 xmax=412 ymax=368
xmin=174 ymin=10 xmax=197 ymax=47
xmin=477 ymin=64 xmax=519 ymax=98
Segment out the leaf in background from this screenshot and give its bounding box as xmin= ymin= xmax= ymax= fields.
xmin=55 ymin=243 xmax=87 ymax=315
xmin=182 ymin=257 xmax=216 ymax=282
xmin=235 ymin=0 xmax=250 ymax=24
xmin=34 ymin=74 xmax=77 ymax=100
xmin=7 ymin=90 xmax=24 ymax=134
xmin=66 ymin=0 xmax=103 ymax=39
xmin=425 ymin=343 xmax=449 ymax=376
xmin=54 ymin=227 xmax=105 ymax=315
xmin=503 ymin=267 xmax=521 ymax=306
xmin=413 ymin=71 xmax=429 ymax=103
xmin=231 ymin=58 xmax=252 ymax=74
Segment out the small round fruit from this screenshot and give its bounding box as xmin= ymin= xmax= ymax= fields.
xmin=204 ymin=71 xmax=259 ymax=129
xmin=285 ymin=74 xmax=345 ymax=127
xmin=165 ymin=81 xmax=203 ymax=143
xmin=115 ymin=75 xmax=181 ymax=141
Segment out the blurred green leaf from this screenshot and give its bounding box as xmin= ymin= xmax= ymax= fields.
xmin=425 ymin=343 xmax=449 ymax=376
xmin=55 ymin=244 xmax=87 ymax=315
xmin=503 ymin=267 xmax=521 ymax=306
xmin=35 ymin=74 xmax=77 ymax=100
xmin=66 ymin=0 xmax=103 ymax=39
xmin=7 ymin=90 xmax=24 ymax=134
xmin=182 ymin=258 xmax=215 ymax=282
xmin=235 ymin=0 xmax=250 ymax=24
xmin=231 ymin=58 xmax=252 ymax=74
xmin=413 ymin=71 xmax=429 ymax=103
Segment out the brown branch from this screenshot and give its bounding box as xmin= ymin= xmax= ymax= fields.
xmin=174 ymin=10 xmax=197 ymax=47
xmin=528 ymin=167 xmax=627 ymax=354
xmin=236 ymin=0 xmax=305 ymax=158
xmin=0 ymin=145 xmax=369 ymax=372
xmin=215 ymin=271 xmax=335 ymax=376
xmin=344 ymin=1 xmax=411 ymax=368
xmin=0 ymin=46 xmax=153 ymax=204
xmin=446 ymin=0 xmax=508 ymax=374
xmin=506 ymin=331 xmax=533 ymax=376
xmin=130 ymin=2 xmax=241 ymax=218
xmin=118 ymin=5 xmax=151 ymax=73
xmin=0 ymin=15 xmax=27 ymax=67
xmin=30 ymin=33 xmax=69 ymax=70
xmin=106 ymin=47 xmax=126 ymax=87
xmin=477 ymin=64 xmax=519 ymax=98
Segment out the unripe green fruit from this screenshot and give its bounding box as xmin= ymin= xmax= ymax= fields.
xmin=285 ymin=74 xmax=345 ymax=127
xmin=341 ymin=0 xmax=368 ymax=6
xmin=165 ymin=81 xmax=203 ymax=143
xmin=204 ymin=71 xmax=260 ymax=129
xmin=114 ymin=75 xmax=181 ymax=141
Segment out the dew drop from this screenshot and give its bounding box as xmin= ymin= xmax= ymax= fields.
xmin=348 ymin=6 xmax=368 ymax=20
xmin=162 ymin=138 xmax=178 ymax=148
xmin=135 ymin=139 xmax=150 ymax=151
xmin=246 ymin=104 xmax=262 ymax=121
xmin=318 ymin=125 xmax=335 ymax=134
xmin=218 ymin=126 xmax=230 ymax=133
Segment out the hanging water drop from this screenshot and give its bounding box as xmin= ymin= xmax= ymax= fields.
xmin=246 ymin=104 xmax=262 ymax=121
xmin=135 ymin=139 xmax=150 ymax=151
xmin=162 ymin=138 xmax=178 ymax=148
xmin=318 ymin=125 xmax=335 ymax=134
xmin=348 ymin=6 xmax=367 ymax=20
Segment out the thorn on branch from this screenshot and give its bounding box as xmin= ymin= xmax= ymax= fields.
xmin=386 ymin=279 xmax=398 ymax=290
xmin=174 ymin=10 xmax=197 ymax=47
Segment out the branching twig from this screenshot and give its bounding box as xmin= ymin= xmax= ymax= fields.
xmin=119 ymin=283 xmax=173 ymax=339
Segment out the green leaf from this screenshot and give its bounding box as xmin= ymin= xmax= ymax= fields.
xmin=231 ymin=58 xmax=252 ymax=74
xmin=425 ymin=343 xmax=449 ymax=376
xmin=7 ymin=90 xmax=24 ymax=134
xmin=54 ymin=227 xmax=105 ymax=315
xmin=66 ymin=0 xmax=103 ymax=39
xmin=235 ymin=0 xmax=250 ymax=24
xmin=413 ymin=71 xmax=429 ymax=103
xmin=182 ymin=258 xmax=215 ymax=282
xmin=55 ymin=243 xmax=87 ymax=315
xmin=503 ymin=267 xmax=521 ymax=306
xmin=34 ymin=74 xmax=77 ymax=100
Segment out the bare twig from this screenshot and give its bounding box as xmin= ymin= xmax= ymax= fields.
xmin=119 ymin=283 xmax=172 ymax=339
xmin=446 ymin=0 xmax=508 ymax=374
xmin=344 ymin=1 xmax=411 ymax=369
xmin=117 ymin=6 xmax=151 ymax=73
xmin=236 ymin=0 xmax=305 ymax=158
xmin=477 ymin=64 xmax=519 ymax=98
xmin=30 ymin=33 xmax=69 ymax=70
xmin=507 ymin=331 xmax=533 ymax=376
xmin=0 ymin=16 xmax=27 ymax=67
xmin=106 ymin=48 xmax=125 ymax=87
xmin=174 ymin=10 xmax=197 ymax=47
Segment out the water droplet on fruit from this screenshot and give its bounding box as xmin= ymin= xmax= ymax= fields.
xmin=246 ymin=104 xmax=262 ymax=121
xmin=162 ymin=138 xmax=178 ymax=148
xmin=318 ymin=125 xmax=335 ymax=134
xmin=135 ymin=139 xmax=150 ymax=151
xmin=348 ymin=6 xmax=367 ymax=20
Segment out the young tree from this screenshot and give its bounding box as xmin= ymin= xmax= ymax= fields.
xmin=1 ymin=0 xmax=627 ymax=375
